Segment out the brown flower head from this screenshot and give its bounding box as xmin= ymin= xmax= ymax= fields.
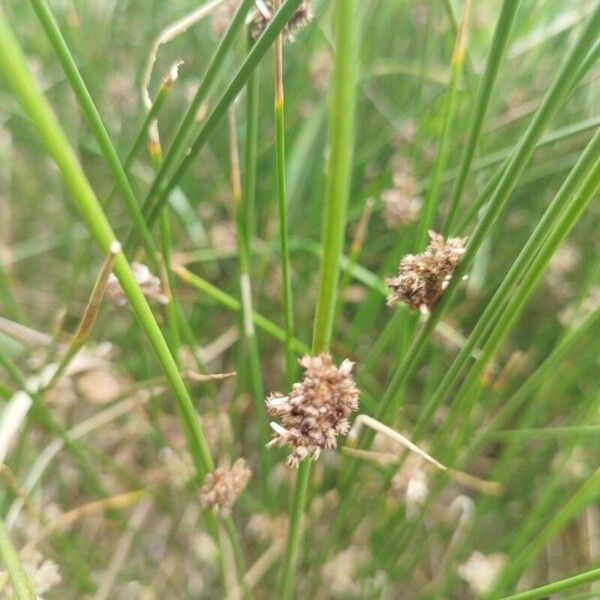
xmin=106 ymin=263 xmax=167 ymax=306
xmin=385 ymin=231 xmax=466 ymax=311
xmin=250 ymin=1 xmax=313 ymax=43
xmin=381 ymin=156 xmax=421 ymax=229
xmin=266 ymin=353 xmax=359 ymax=467
xmin=210 ymin=0 xmax=239 ymax=38
xmin=199 ymin=458 xmax=251 ymax=516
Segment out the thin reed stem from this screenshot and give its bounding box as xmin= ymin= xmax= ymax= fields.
xmin=281 ymin=0 xmax=359 ymax=597
xmin=0 ymin=518 xmax=36 ymax=600
xmin=499 ymin=566 xmax=600 ymax=600
xmin=28 ymin=0 xmax=158 ymax=266
xmin=138 ymin=0 xmax=305 ymax=230
xmin=443 ymin=0 xmax=521 ymax=233
xmin=228 ymin=104 xmax=274 ymax=506
xmin=415 ymin=0 xmax=472 ymax=248
xmin=273 ymin=0 xmax=296 ymax=384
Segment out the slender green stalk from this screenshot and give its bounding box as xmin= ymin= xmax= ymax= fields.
xmin=415 ymin=0 xmax=472 ymax=248
xmin=133 ymin=0 xmax=255 ymax=231
xmin=373 ymin=4 xmax=600 ymax=430
xmin=244 ymin=32 xmax=260 ymax=249
xmin=500 ymin=567 xmax=600 ymax=600
xmin=413 ymin=126 xmax=600 ymax=441
xmin=228 ymin=105 xmax=273 ymax=505
xmin=489 ymin=467 xmax=600 ymax=596
xmin=469 ymin=302 xmax=600 ymax=456
xmin=173 ymin=264 xmax=309 ymax=353
xmin=0 ymin=518 xmax=36 ymax=600
xmin=140 ymin=0 xmax=305 ymax=229
xmin=0 ymin=12 xmax=250 ymax=594
xmin=441 ymin=136 xmax=600 ymax=450
xmin=148 ymin=125 xmax=182 ymax=362
xmin=28 ymin=0 xmax=158 ymax=266
xmin=0 ymin=1 xmax=215 ymax=477
xmin=443 ymin=0 xmax=521 ymax=233
xmin=273 ymin=0 xmax=296 ymax=383
xmin=281 ymin=1 xmax=359 ymax=597
xmin=158 ymin=208 xmax=182 ymax=358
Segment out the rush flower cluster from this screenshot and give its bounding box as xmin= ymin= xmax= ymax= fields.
xmin=199 ymin=458 xmax=252 ymax=516
xmin=250 ymin=0 xmax=313 ymax=43
xmin=266 ymin=354 xmax=359 ymax=467
xmin=385 ymin=231 xmax=466 ymax=311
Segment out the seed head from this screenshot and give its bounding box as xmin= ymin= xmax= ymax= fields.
xmin=385 ymin=231 xmax=466 ymax=311
xmin=199 ymin=458 xmax=252 ymax=517
xmin=250 ymin=1 xmax=313 ymax=44
xmin=210 ymin=0 xmax=239 ymax=38
xmin=381 ymin=156 xmax=421 ymax=229
xmin=106 ymin=263 xmax=167 ymax=306
xmin=266 ymin=353 xmax=360 ymax=467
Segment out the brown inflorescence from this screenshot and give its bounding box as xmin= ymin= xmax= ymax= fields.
xmin=106 ymin=263 xmax=167 ymax=306
xmin=381 ymin=166 xmax=422 ymax=229
xmin=250 ymin=0 xmax=313 ymax=43
xmin=385 ymin=231 xmax=466 ymax=311
xmin=199 ymin=458 xmax=252 ymax=517
xmin=265 ymin=354 xmax=360 ymax=467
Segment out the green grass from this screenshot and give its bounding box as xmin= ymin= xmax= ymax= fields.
xmin=0 ymin=0 xmax=599 ymax=598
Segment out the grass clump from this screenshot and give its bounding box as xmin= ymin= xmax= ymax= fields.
xmin=0 ymin=1 xmax=599 ymax=598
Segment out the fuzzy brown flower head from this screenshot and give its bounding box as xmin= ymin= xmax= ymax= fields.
xmin=381 ymin=156 xmax=421 ymax=229
xmin=199 ymin=458 xmax=251 ymax=517
xmin=106 ymin=263 xmax=167 ymax=306
xmin=381 ymin=185 xmax=421 ymax=229
xmin=250 ymin=0 xmax=313 ymax=44
xmin=385 ymin=231 xmax=466 ymax=311
xmin=210 ymin=0 xmax=239 ymax=38
xmin=266 ymin=353 xmax=359 ymax=467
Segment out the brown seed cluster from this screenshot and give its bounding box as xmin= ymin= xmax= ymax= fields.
xmin=381 ymin=168 xmax=422 ymax=229
xmin=386 ymin=231 xmax=466 ymax=311
xmin=250 ymin=1 xmax=313 ymax=43
xmin=199 ymin=458 xmax=252 ymax=517
xmin=210 ymin=0 xmax=238 ymax=38
xmin=266 ymin=354 xmax=359 ymax=467
xmin=106 ymin=263 xmax=167 ymax=306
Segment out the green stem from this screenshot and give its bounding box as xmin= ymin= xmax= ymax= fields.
xmin=0 ymin=4 xmax=215 ymax=479
xmin=441 ymin=135 xmax=600 ymax=451
xmin=229 ymin=105 xmax=273 ymax=506
xmin=133 ymin=0 xmax=255 ymax=238
xmin=414 ymin=126 xmax=600 ymax=442
xmin=280 ymin=459 xmax=311 ymax=599
xmin=149 ymin=134 xmax=182 ymax=362
xmin=28 ymin=0 xmax=158 ymax=266
xmin=0 ymin=518 xmax=36 ymax=600
xmin=500 ymin=567 xmax=600 ymax=600
xmin=443 ymin=0 xmax=521 ymax=233
xmin=374 ymin=3 xmax=600 ymax=429
xmin=281 ymin=0 xmax=359 ymax=597
xmin=415 ymin=0 xmax=472 ymax=248
xmin=139 ymin=0 xmax=305 ymax=230
xmin=274 ymin=25 xmax=296 ymax=384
